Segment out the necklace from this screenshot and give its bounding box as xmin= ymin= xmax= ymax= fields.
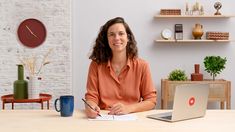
xmin=111 ymin=59 xmax=127 ymax=76
xmin=112 ymin=65 xmax=122 ymax=76
xmin=114 ymin=69 xmax=121 ymax=75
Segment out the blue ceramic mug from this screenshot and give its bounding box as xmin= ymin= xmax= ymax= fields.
xmin=54 ymin=95 xmax=74 ymax=117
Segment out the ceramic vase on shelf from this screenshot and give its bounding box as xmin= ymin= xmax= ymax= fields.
xmin=192 ymin=23 xmax=204 ymax=39
xmin=191 ymin=64 xmax=203 ymax=81
xmin=14 ymin=64 xmax=28 ymax=99
xmin=28 ymin=75 xmax=41 ymax=99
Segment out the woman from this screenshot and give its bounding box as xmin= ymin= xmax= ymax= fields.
xmin=85 ymin=17 xmax=157 ymax=118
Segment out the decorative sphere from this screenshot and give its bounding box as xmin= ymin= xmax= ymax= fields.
xmin=214 ymin=2 xmax=222 ymax=10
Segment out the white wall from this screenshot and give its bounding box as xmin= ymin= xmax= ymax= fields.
xmin=73 ymin=0 xmax=235 ymax=109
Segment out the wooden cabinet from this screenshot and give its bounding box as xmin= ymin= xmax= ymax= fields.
xmin=161 ymin=79 xmax=231 ymax=109
xmin=154 ymin=15 xmax=234 ymax=43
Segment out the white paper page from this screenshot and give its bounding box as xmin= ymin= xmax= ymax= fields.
xmin=114 ymin=114 xmax=138 ymax=121
xmin=88 ymin=114 xmax=137 ymax=121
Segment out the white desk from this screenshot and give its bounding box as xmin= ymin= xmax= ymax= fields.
xmin=0 ymin=110 xmax=234 ymax=132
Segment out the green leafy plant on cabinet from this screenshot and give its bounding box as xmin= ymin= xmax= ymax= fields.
xmin=203 ymin=56 xmax=227 ymax=81
xmin=168 ymin=69 xmax=187 ymax=81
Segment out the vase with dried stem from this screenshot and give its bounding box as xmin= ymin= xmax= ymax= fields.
xmin=19 ymin=48 xmax=53 ymax=98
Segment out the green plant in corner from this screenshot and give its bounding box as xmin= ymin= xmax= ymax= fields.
xmin=203 ymin=56 xmax=227 ymax=81
xmin=168 ymin=69 xmax=187 ymax=81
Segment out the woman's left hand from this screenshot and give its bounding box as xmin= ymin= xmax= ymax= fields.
xmin=108 ymin=103 xmax=131 ymax=115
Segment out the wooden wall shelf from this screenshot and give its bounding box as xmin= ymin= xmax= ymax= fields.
xmin=155 ymin=15 xmax=234 ymax=18
xmin=154 ymin=13 xmax=233 ymax=43
xmin=155 ymin=39 xmax=231 ymax=43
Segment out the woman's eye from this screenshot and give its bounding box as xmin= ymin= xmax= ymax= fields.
xmin=119 ymin=32 xmax=126 ymax=36
xmin=108 ymin=32 xmax=126 ymax=37
xmin=108 ymin=34 xmax=114 ymax=37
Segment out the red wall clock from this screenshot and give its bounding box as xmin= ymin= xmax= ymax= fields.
xmin=17 ymin=18 xmax=47 ymax=48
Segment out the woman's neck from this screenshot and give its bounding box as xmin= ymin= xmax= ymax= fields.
xmin=111 ymin=52 xmax=127 ymax=65
xmin=111 ymin=52 xmax=127 ymax=76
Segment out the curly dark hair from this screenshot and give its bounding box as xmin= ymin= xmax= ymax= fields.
xmin=89 ymin=17 xmax=138 ymax=64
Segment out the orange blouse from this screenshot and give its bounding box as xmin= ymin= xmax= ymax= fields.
xmin=85 ymin=58 xmax=157 ymax=109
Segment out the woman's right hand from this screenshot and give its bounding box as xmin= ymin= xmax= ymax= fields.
xmin=84 ymin=101 xmax=100 ymax=118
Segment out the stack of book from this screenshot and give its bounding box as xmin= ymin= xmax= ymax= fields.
xmin=206 ymin=32 xmax=229 ymax=40
xmin=160 ymin=9 xmax=181 ymax=15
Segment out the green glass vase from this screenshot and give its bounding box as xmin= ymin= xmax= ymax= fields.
xmin=13 ymin=64 xmax=28 ymax=99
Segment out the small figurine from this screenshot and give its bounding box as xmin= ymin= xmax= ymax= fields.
xmin=200 ymin=5 xmax=204 ymax=15
xmin=195 ymin=2 xmax=200 ymax=11
xmin=192 ymin=2 xmax=200 ymax=15
xmin=185 ymin=2 xmax=190 ymax=15
xmin=214 ymin=2 xmax=222 ymax=15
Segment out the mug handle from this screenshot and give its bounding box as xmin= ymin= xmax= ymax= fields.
xmin=54 ymin=98 xmax=61 ymax=112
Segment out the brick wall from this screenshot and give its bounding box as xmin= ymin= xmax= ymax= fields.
xmin=0 ymin=0 xmax=71 ymax=109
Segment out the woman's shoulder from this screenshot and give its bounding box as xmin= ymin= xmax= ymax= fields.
xmin=90 ymin=60 xmax=98 ymax=66
xmin=130 ymin=57 xmax=149 ymax=69
xmin=89 ymin=60 xmax=107 ymax=68
xmin=132 ymin=57 xmax=148 ymax=66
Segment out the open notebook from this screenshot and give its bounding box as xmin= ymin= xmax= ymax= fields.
xmin=88 ymin=114 xmax=137 ymax=121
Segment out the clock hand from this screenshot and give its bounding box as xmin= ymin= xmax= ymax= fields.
xmin=25 ymin=25 xmax=39 ymax=38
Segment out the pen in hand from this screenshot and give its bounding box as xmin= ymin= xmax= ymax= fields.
xmin=82 ymin=98 xmax=102 ymax=117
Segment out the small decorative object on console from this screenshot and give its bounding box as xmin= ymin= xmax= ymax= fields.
xmin=191 ymin=64 xmax=203 ymax=81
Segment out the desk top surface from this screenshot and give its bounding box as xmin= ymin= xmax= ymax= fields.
xmin=0 ymin=110 xmax=234 ymax=132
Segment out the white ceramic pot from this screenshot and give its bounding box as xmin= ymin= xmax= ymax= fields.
xmin=28 ymin=75 xmax=41 ymax=99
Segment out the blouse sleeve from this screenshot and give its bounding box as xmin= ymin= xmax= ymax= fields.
xmin=85 ymin=61 xmax=100 ymax=105
xmin=140 ymin=62 xmax=157 ymax=105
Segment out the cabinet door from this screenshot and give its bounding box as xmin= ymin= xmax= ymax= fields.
xmin=209 ymin=84 xmax=226 ymax=100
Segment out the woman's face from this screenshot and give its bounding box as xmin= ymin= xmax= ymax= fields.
xmin=107 ymin=23 xmax=128 ymax=53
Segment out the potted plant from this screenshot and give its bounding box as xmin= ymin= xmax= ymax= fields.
xmin=203 ymin=56 xmax=227 ymax=81
xmin=168 ymin=69 xmax=187 ymax=81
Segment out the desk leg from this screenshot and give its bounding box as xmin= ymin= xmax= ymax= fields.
xmin=227 ymin=81 xmax=231 ymax=109
xmin=161 ymin=79 xmax=168 ymax=109
xmin=162 ymin=100 xmax=168 ymax=109
xmin=2 ymin=102 xmax=5 ymax=110
xmin=220 ymin=102 xmax=225 ymax=109
xmin=47 ymin=101 xmax=49 ymax=109
xmin=12 ymin=102 xmax=14 ymax=109
xmin=227 ymin=101 xmax=231 ymax=109
xmin=41 ymin=102 xmax=43 ymax=110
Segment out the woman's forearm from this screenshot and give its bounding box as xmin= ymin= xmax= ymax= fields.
xmin=128 ymin=100 xmax=156 ymax=113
